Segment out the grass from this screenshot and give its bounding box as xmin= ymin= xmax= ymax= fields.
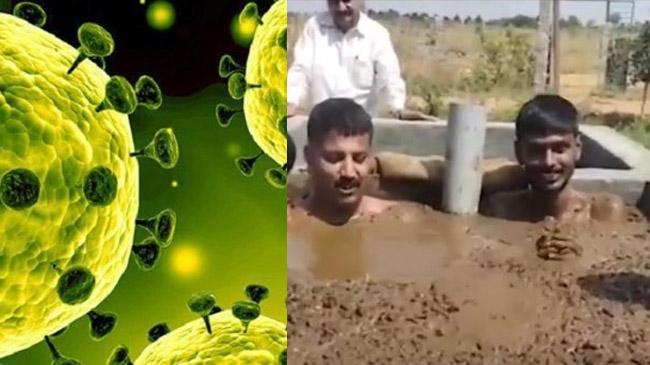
xmin=288 ymin=13 xmax=648 ymax=126
xmin=619 ymin=118 xmax=650 ymax=148
xmin=288 ymin=14 xmax=600 ymax=85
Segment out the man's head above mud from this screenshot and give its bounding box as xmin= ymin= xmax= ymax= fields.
xmin=305 ymin=98 xmax=374 ymax=210
xmin=515 ymin=94 xmax=582 ymax=194
xmin=327 ymin=0 xmax=364 ymax=33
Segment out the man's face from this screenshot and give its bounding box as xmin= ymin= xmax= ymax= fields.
xmin=305 ymin=130 xmax=372 ymax=207
xmin=327 ymin=0 xmax=362 ymax=32
xmin=515 ymin=133 xmax=582 ymax=193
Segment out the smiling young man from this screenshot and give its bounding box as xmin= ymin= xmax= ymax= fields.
xmin=289 ymin=98 xmax=395 ymax=225
xmin=484 ymin=94 xmax=625 ymax=222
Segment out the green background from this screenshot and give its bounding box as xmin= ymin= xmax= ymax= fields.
xmin=1 ymin=85 xmax=286 ymax=364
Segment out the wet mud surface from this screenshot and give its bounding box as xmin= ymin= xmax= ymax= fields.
xmin=288 ymin=204 xmax=650 ymax=364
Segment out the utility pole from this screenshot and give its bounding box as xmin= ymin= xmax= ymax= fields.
xmin=599 ymin=0 xmax=612 ymax=89
xmin=551 ymin=0 xmax=561 ymax=93
xmin=535 ymin=0 xmax=561 ymax=94
xmin=535 ymin=0 xmax=553 ymax=93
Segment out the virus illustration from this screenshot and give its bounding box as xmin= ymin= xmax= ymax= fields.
xmin=216 ymin=0 xmax=288 ymax=189
xmin=110 ymin=285 xmax=287 ymax=365
xmin=0 ymin=2 xmax=178 ymax=360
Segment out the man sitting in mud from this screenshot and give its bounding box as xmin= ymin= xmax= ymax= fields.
xmin=483 ymin=95 xmax=625 ymax=222
xmin=374 ymin=95 xmax=626 ymax=223
xmin=289 ymin=98 xmax=395 ymax=225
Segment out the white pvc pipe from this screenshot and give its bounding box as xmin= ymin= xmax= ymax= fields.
xmin=442 ymin=103 xmax=487 ymax=215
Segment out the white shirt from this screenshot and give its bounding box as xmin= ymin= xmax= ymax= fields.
xmin=288 ymin=12 xmax=406 ymax=116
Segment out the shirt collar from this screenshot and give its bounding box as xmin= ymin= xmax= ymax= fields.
xmin=318 ymin=11 xmax=370 ymax=37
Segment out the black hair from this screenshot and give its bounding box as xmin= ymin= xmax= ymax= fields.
xmin=307 ymin=98 xmax=373 ymax=143
xmin=287 ymin=134 xmax=296 ymax=173
xmin=515 ymin=94 xmax=579 ymax=139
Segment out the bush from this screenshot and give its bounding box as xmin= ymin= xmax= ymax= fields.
xmin=630 ymin=22 xmax=650 ymax=114
xmin=620 ymin=118 xmax=650 ymax=148
xmin=407 ymin=75 xmax=445 ymax=116
xmin=464 ymin=29 xmax=534 ymax=92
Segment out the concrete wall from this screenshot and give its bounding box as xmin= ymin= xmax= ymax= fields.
xmin=288 ymin=116 xmax=650 ymax=204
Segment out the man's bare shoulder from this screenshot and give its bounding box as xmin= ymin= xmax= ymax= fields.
xmin=488 ymin=190 xmax=530 ymax=201
xmin=589 ymin=191 xmax=626 ymax=222
xmin=360 ymin=195 xmax=398 ymax=215
xmin=366 ymin=198 xmax=439 ymax=224
xmin=287 ymin=198 xmax=310 ymax=225
xmin=482 ymin=190 xmax=530 ymax=219
xmin=288 ymin=195 xmax=398 ymax=214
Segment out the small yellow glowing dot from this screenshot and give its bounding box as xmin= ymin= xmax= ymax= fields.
xmin=230 ymin=15 xmax=257 ymax=46
xmin=171 ymin=180 xmax=178 ymax=188
xmin=240 ymin=18 xmax=257 ymax=37
xmin=147 ymin=0 xmax=175 ymax=31
xmin=140 ymin=0 xmax=145 ymax=4
xmin=226 ymin=143 xmax=242 ymax=158
xmin=170 ymin=245 xmax=202 ymax=278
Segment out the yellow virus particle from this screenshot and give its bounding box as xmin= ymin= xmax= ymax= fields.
xmin=0 ymin=4 xmax=178 ymax=360
xmin=226 ymin=142 xmax=242 ymax=158
xmin=169 ymin=244 xmax=202 ymax=278
xmin=146 ymin=0 xmax=176 ymax=31
xmin=216 ymin=0 xmax=287 ymax=189
xmin=230 ymin=15 xmax=256 ymax=47
xmin=134 ymin=311 xmax=286 ymax=364
xmin=120 ymin=286 xmax=287 ymax=365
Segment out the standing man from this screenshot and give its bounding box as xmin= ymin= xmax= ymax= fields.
xmin=288 ymin=0 xmax=406 ymax=118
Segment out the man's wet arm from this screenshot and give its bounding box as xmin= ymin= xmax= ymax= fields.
xmin=375 ymin=152 xmax=526 ymax=194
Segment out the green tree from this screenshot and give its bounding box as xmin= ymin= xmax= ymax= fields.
xmin=630 ymin=22 xmax=650 ymax=115
xmin=566 ymin=15 xmax=582 ymax=28
xmin=468 ymin=29 xmax=535 ymax=92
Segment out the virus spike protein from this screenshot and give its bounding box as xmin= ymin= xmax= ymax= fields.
xmin=217 ymin=0 xmax=287 ymax=188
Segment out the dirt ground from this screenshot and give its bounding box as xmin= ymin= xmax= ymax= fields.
xmin=288 ymin=204 xmax=650 ymax=364
xmin=561 ymin=73 xmax=645 ymax=117
xmin=441 ymin=73 xmax=646 ymax=121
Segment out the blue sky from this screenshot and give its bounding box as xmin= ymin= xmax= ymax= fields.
xmin=288 ymin=0 xmax=650 ymax=24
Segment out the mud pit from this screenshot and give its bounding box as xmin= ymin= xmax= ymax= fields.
xmin=288 ymin=204 xmax=650 ymax=364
